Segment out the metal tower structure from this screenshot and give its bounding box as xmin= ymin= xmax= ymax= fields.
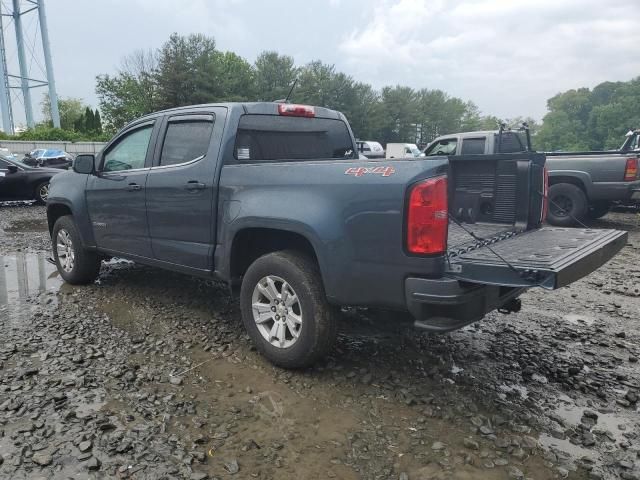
xmin=0 ymin=0 xmax=59 ymax=133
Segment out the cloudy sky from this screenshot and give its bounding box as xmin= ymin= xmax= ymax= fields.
xmin=6 ymin=0 xmax=640 ymax=123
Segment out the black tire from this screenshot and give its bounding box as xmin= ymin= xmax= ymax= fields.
xmin=52 ymin=215 xmax=101 ymax=284
xmin=547 ymin=183 xmax=588 ymax=227
xmin=587 ymin=202 xmax=610 ymax=220
xmin=240 ymin=250 xmax=337 ymax=369
xmin=34 ymin=181 xmax=49 ymax=205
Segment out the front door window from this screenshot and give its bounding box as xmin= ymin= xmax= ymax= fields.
xmin=103 ymin=125 xmax=154 ymax=172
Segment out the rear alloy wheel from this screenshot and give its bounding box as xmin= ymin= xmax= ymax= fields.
xmin=240 ymin=250 xmax=337 ymax=369
xmin=35 ymin=181 xmax=49 ymax=205
xmin=547 ymin=183 xmax=587 ymax=227
xmin=252 ymin=275 xmax=303 ymax=349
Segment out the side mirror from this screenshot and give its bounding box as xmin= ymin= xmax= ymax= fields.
xmin=7 ymin=164 xmax=18 ymax=174
xmin=73 ymin=154 xmax=95 ymax=175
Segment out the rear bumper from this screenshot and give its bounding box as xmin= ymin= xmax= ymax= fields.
xmin=405 ymin=276 xmax=525 ymax=332
xmin=591 ymin=180 xmax=640 ymax=201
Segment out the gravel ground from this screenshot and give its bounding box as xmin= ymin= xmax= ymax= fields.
xmin=1 ymin=203 xmax=639 ymax=480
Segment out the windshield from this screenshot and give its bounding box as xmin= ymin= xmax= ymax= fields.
xmin=2 ymin=155 xmax=31 ymax=168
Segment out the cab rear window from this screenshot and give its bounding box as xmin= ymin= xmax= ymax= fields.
xmin=235 ymin=115 xmax=356 ymax=162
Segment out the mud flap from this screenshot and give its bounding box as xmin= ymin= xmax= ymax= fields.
xmin=445 ymin=227 xmax=627 ymax=289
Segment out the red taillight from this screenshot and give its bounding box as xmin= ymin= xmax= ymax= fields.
xmin=624 ymin=157 xmax=638 ymax=181
xmin=541 ymin=165 xmax=549 ymax=223
xmin=406 ymin=176 xmax=448 ymax=255
xmin=278 ymin=103 xmax=315 ymax=117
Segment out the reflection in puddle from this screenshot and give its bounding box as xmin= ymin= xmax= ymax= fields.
xmin=0 ymin=252 xmax=62 ymax=306
xmin=553 ymin=402 xmax=627 ymax=443
xmin=539 ymin=433 xmax=594 ymax=462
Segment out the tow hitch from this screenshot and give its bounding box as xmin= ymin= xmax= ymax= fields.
xmin=498 ymin=298 xmax=521 ymax=314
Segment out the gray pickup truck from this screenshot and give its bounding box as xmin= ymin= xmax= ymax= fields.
xmin=424 ymin=129 xmax=640 ymax=226
xmin=46 ymin=102 xmax=626 ymax=368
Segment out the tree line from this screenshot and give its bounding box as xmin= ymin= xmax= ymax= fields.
xmin=536 ymin=78 xmax=640 ymax=151
xmin=95 ymin=33 xmax=527 ymax=145
xmin=5 ymin=32 xmax=637 ymax=150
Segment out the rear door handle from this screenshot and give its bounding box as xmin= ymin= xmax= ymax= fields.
xmin=185 ymin=181 xmax=206 ymax=191
xmin=126 ymin=183 xmax=142 ymax=191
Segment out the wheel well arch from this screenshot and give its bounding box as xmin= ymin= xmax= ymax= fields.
xmin=548 ymin=175 xmax=586 ymax=193
xmin=47 ymin=204 xmax=72 ymax=234
xmin=229 ymin=228 xmax=320 ymax=284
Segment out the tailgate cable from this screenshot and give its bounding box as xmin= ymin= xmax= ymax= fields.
xmin=447 ymin=214 xmax=522 ymax=277
xmin=446 ymin=215 xmax=552 ymax=287
xmin=530 ymin=163 xmax=590 ymax=229
xmin=538 ymin=191 xmax=590 ymax=229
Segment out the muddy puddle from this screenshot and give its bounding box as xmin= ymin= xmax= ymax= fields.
xmin=3 ymin=218 xmax=48 ymax=232
xmin=0 ymin=252 xmax=62 ymax=306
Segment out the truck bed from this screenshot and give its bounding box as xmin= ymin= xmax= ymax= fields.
xmin=447 ymin=222 xmax=520 ymax=254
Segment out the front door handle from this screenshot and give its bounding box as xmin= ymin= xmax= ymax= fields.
xmin=185 ymin=181 xmax=206 ymax=191
xmin=126 ymin=183 xmax=142 ymax=191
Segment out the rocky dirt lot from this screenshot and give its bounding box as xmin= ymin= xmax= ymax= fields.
xmin=1 ymin=203 xmax=639 ymax=480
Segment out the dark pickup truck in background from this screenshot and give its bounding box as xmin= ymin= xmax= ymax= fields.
xmin=46 ymin=102 xmax=626 ymax=368
xmin=425 ymin=129 xmax=640 ymax=226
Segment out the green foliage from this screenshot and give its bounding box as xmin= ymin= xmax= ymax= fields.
xmin=14 ymin=127 xmax=84 ymax=141
xmin=536 ymin=78 xmax=640 ymax=151
xmin=96 ymin=72 xmax=157 ymax=133
xmin=40 ymin=94 xmax=103 ymax=137
xmin=41 ymin=95 xmax=85 ymax=130
xmin=95 ymin=33 xmax=495 ymax=141
xmin=254 ymin=51 xmax=297 ymax=101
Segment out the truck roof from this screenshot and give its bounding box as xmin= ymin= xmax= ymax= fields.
xmin=435 ymin=130 xmax=500 ymax=138
xmin=133 ymin=102 xmax=345 ymax=124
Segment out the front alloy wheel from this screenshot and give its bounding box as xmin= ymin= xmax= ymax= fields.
xmin=252 ymin=275 xmax=302 ymax=349
xmin=56 ymin=229 xmax=75 ymax=272
xmin=39 ymin=183 xmax=49 ymax=201
xmin=52 ymin=215 xmax=101 ymax=284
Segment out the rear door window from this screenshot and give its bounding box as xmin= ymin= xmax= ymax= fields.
xmin=460 ymin=137 xmax=486 ymax=155
xmin=496 ymin=132 xmax=525 ymax=153
xmin=160 ymin=116 xmax=215 ymax=166
xmin=235 ymin=115 xmax=356 ymax=162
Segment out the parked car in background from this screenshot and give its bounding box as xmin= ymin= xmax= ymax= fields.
xmin=46 ymin=102 xmax=625 ymax=368
xmin=424 ymin=129 xmax=640 ymax=226
xmin=385 ymin=143 xmax=423 ymax=158
xmin=356 ymin=140 xmax=385 ymax=159
xmin=0 ymin=147 xmax=17 ymax=160
xmin=22 ymin=149 xmax=74 ymax=169
xmin=0 ymin=156 xmax=61 ymax=204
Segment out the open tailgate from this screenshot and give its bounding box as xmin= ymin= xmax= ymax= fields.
xmin=446 ymin=226 xmax=627 ymax=289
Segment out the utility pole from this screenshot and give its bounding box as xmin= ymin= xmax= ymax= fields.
xmin=13 ymin=0 xmax=34 ymax=128
xmin=0 ymin=4 xmax=13 ymax=134
xmin=0 ymin=0 xmax=60 ymax=132
xmin=38 ymin=0 xmax=60 ymax=128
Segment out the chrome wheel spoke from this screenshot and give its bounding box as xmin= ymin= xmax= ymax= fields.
xmin=55 ymin=229 xmax=75 ymax=273
xmin=285 ymin=318 xmax=299 ymax=338
xmin=265 ymin=277 xmax=279 ymax=300
xmin=284 ymin=294 xmax=297 ymax=308
xmin=257 ymin=283 xmax=275 ymax=302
